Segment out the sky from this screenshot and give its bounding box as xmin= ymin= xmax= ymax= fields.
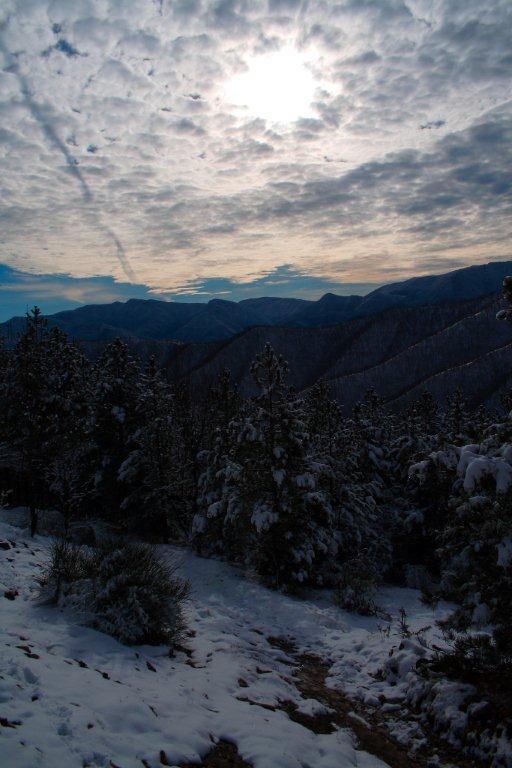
xmin=0 ymin=0 xmax=511 ymax=319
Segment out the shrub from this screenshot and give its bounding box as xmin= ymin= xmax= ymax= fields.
xmin=91 ymin=541 xmax=190 ymax=646
xmin=333 ymin=555 xmax=379 ymax=615
xmin=39 ymin=538 xmax=95 ymax=603
xmin=41 ymin=538 xmax=190 ymax=647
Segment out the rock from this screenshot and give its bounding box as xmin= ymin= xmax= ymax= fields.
xmin=0 ymin=540 xmax=12 ymax=550
xmin=4 ymin=589 xmax=18 ymax=600
xmin=0 ymin=717 xmax=21 ymax=728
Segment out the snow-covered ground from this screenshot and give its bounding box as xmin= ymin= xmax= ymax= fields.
xmin=0 ymin=508 xmax=453 ymax=768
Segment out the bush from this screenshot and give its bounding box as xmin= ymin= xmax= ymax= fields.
xmin=333 ymin=555 xmax=379 ymax=615
xmin=41 ymin=538 xmax=190 ymax=647
xmin=432 ymin=631 xmax=512 ymax=686
xmin=39 ymin=538 xmax=95 ymax=603
xmin=91 ymin=541 xmax=190 ymax=646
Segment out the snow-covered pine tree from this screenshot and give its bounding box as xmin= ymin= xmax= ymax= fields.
xmin=90 ymin=339 xmax=141 ymax=521
xmin=407 ymin=390 xmax=440 ymax=442
xmin=194 ymin=369 xmax=242 ymax=555
xmin=496 ymin=275 xmax=512 ymax=323
xmin=304 ymin=378 xmax=343 ymax=460
xmin=1 ymin=308 xmax=88 ymax=535
xmin=207 ymin=367 xmax=242 ymax=437
xmin=309 ymin=382 xmax=393 ymax=586
xmin=197 ymin=344 xmax=335 ymax=589
xmin=119 ymin=358 xmax=190 ymax=539
xmin=244 ymin=345 xmax=336 ymax=588
xmin=168 ymin=379 xmax=212 ymax=523
xmin=43 ymin=326 xmax=93 ymax=532
xmin=351 ymin=387 xmax=394 ymax=481
xmin=444 ymin=387 xmax=469 ymax=443
xmin=438 ymin=490 xmax=512 ymax=651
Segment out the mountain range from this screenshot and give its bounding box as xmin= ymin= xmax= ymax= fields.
xmin=2 ymin=260 xmax=512 ymax=344
xmin=2 ymin=260 xmax=512 ymax=410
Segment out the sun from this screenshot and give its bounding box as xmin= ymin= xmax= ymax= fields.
xmin=224 ymin=47 xmax=317 ymax=124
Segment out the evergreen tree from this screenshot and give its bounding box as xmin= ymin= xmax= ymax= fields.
xmin=444 ymin=387 xmax=469 ymax=443
xmin=1 ymin=309 xmax=91 ymax=534
xmin=194 ymin=369 xmax=242 ymax=555
xmin=304 ymin=379 xmax=343 ymax=459
xmin=43 ymin=326 xmax=92 ymax=532
xmin=3 ymin=310 xmax=54 ymax=533
xmin=496 ymin=275 xmax=512 ymax=323
xmin=90 ymin=339 xmax=141 ymax=520
xmin=196 ymin=344 xmax=335 ymax=589
xmin=304 ymin=379 xmax=391 ymax=578
xmin=439 ymin=491 xmax=512 ymax=651
xmin=409 ymin=390 xmax=440 ymax=440
xmin=119 ymin=358 xmax=190 ymax=539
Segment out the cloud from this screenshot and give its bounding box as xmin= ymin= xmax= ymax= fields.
xmin=0 ymin=23 xmax=137 ymax=283
xmin=0 ymin=0 xmax=510 ymax=300
xmin=421 ymin=120 xmax=446 ymax=130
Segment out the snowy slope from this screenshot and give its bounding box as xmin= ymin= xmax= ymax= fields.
xmin=0 ymin=510 xmax=452 ymax=768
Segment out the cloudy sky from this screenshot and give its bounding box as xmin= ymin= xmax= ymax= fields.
xmin=0 ymin=0 xmax=511 ymax=318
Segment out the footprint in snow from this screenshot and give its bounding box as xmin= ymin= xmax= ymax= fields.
xmin=23 ymin=666 xmax=39 ymax=685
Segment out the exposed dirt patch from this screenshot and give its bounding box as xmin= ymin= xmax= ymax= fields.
xmin=267 ymin=636 xmax=481 ymax=768
xmin=179 ymin=739 xmax=253 ymax=767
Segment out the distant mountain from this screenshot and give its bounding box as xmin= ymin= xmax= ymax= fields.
xmin=289 ymin=293 xmax=363 ymax=327
xmin=2 ymin=260 xmax=511 ymax=344
xmin=238 ymin=296 xmax=311 ymax=325
xmin=355 ymin=260 xmax=512 ymax=314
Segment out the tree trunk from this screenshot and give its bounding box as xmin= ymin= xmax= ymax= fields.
xmin=30 ymin=505 xmax=38 ymax=537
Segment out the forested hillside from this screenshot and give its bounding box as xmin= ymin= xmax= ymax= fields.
xmin=166 ymin=294 xmax=512 ymax=410
xmin=1 ymin=277 xmax=512 ymax=767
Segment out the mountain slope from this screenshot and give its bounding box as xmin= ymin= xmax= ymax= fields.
xmin=165 ymin=294 xmax=512 ymax=410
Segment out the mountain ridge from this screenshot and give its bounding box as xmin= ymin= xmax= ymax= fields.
xmin=2 ymin=259 xmax=511 ymax=344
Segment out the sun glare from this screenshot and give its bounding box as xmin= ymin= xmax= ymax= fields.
xmin=224 ymin=47 xmax=316 ymax=124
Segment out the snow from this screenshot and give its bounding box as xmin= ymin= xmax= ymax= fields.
xmin=2 ymin=508 xmax=507 ymax=768
xmin=460 ymin=451 xmax=512 ymax=494
xmin=0 ymin=509 xmax=392 ymax=768
xmin=410 ymin=442 xmax=512 ymax=494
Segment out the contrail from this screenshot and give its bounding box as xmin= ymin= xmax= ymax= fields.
xmin=0 ymin=23 xmax=137 ymax=283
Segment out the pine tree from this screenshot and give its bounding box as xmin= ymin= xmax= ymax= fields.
xmin=194 ymin=369 xmax=242 ymax=555
xmin=304 ymin=379 xmax=343 ymax=459
xmin=2 ymin=309 xmax=53 ymax=534
xmin=197 ymin=344 xmax=334 ymax=589
xmin=119 ymin=358 xmax=191 ymax=539
xmin=496 ymin=275 xmax=512 ymax=323
xmin=306 ymin=381 xmax=395 ymax=586
xmin=90 ymin=339 xmax=141 ymax=520
xmin=43 ymin=326 xmax=92 ymax=532
xmin=409 ymin=390 xmax=440 ymax=440
xmin=444 ymin=387 xmax=469 ymax=443
xmin=1 ymin=309 xmax=91 ymax=535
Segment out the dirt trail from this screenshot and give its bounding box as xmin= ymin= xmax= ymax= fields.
xmin=177 ymin=631 xmax=482 ymax=768
xmin=267 ymin=635 xmax=480 ymax=768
